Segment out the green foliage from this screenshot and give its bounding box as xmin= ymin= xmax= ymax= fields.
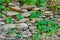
xmin=32 ymin=32 xmax=40 ymax=40
xmin=26 ymin=37 xmax=29 ymax=40
xmin=36 ymin=20 xmax=47 ymax=26
xmin=55 ymin=4 xmax=60 ymax=10
xmin=19 ymin=0 xmax=46 ymax=7
xmin=19 ymin=0 xmax=26 ymax=3
xmin=57 ymin=11 xmax=60 ymax=15
xmin=7 ymin=28 xmax=13 ymax=34
xmin=36 ymin=10 xmax=42 ymax=15
xmin=6 ymin=0 xmax=11 ymax=3
xmin=7 ymin=28 xmax=22 ymax=38
xmin=6 ymin=17 xmax=13 ymax=24
xmin=5 ymin=7 xmax=10 ymax=11
xmin=16 ymin=31 xmax=22 ymax=38
xmin=52 ymin=0 xmax=57 ymax=2
xmin=0 ymin=13 xmax=2 ymax=16
xmin=36 ymin=0 xmax=45 ymax=7
xmin=0 ymin=0 xmax=4 ymax=11
xmin=0 ymin=0 xmax=4 ymax=4
xmin=16 ymin=14 xmax=24 ymax=19
xmin=35 ymin=20 xmax=59 ymax=36
xmin=40 ymin=0 xmax=45 ymax=3
xmin=27 ymin=0 xmax=35 ymax=5
xmin=19 ymin=0 xmax=35 ymax=5
xmin=0 ymin=5 xmax=4 ymax=10
xmin=29 ymin=11 xmax=36 ymax=19
xmin=29 ymin=10 xmax=42 ymax=19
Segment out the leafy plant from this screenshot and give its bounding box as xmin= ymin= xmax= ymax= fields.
xmin=0 ymin=13 xmax=2 ymax=16
xmin=7 ymin=28 xmax=13 ymax=35
xmin=40 ymin=0 xmax=45 ymax=3
xmin=19 ymin=0 xmax=46 ymax=7
xmin=19 ymin=0 xmax=27 ymax=4
xmin=0 ymin=0 xmax=4 ymax=4
xmin=19 ymin=0 xmax=35 ymax=5
xmin=27 ymin=0 xmax=35 ymax=5
xmin=55 ymin=4 xmax=60 ymax=10
xmin=0 ymin=5 xmax=4 ymax=10
xmin=5 ymin=7 xmax=10 ymax=11
xmin=57 ymin=11 xmax=60 ymax=15
xmin=16 ymin=31 xmax=22 ymax=38
xmin=6 ymin=0 xmax=11 ymax=3
xmin=29 ymin=11 xmax=36 ymax=19
xmin=16 ymin=14 xmax=24 ymax=19
xmin=7 ymin=28 xmax=22 ymax=38
xmin=36 ymin=0 xmax=45 ymax=7
xmin=0 ymin=0 xmax=4 ymax=11
xmin=35 ymin=19 xmax=59 ymax=36
xmin=6 ymin=17 xmax=13 ymax=24
xmin=36 ymin=10 xmax=42 ymax=15
xmin=51 ymin=0 xmax=57 ymax=2
xmin=26 ymin=37 xmax=29 ymax=40
xmin=32 ymin=32 xmax=40 ymax=40
xmin=30 ymin=10 xmax=42 ymax=19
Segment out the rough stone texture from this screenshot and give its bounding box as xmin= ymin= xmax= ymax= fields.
xmin=0 ymin=0 xmax=60 ymax=40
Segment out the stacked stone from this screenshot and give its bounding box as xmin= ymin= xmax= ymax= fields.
xmin=0 ymin=0 xmax=60 ymax=40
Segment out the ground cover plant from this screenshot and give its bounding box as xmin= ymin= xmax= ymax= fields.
xmin=0 ymin=0 xmax=60 ymax=40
